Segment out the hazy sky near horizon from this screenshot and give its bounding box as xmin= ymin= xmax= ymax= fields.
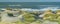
xmin=0 ymin=0 xmax=60 ymax=2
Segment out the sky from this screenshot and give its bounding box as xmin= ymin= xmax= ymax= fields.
xmin=0 ymin=0 xmax=60 ymax=2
